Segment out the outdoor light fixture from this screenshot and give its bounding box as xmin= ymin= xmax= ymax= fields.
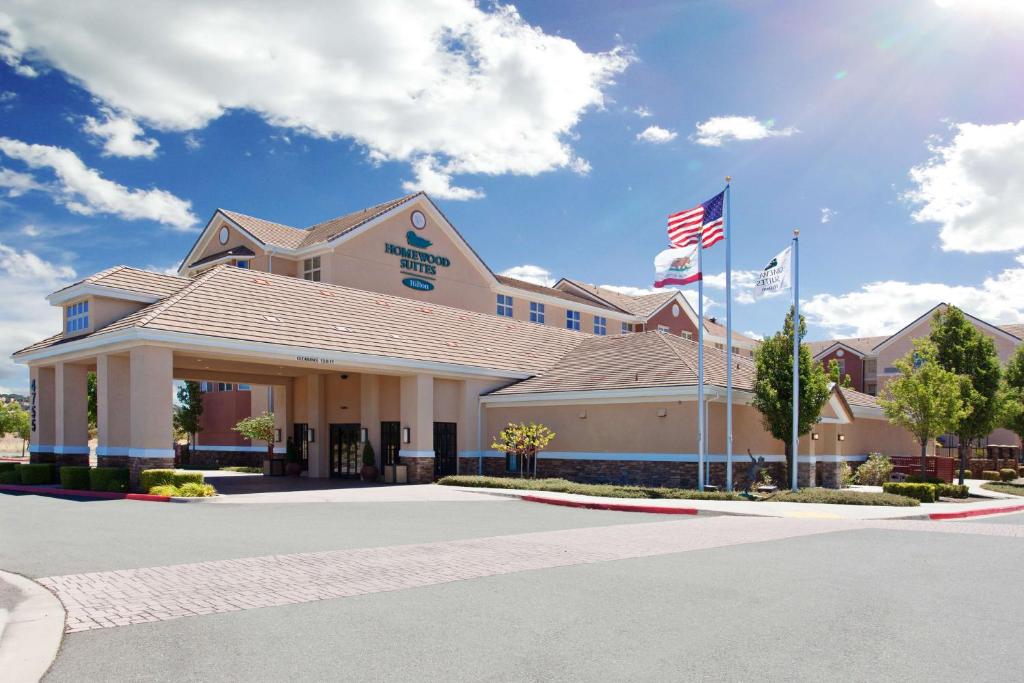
xmin=578 ymin=410 xmax=587 ymax=419
xmin=361 ymin=427 xmax=369 ymax=443
xmin=402 ymin=427 xmax=411 ymax=444
xmin=274 ymin=428 xmax=282 ymax=443
xmin=811 ymin=433 xmax=819 ymax=441
xmin=656 ymin=408 xmax=667 ymax=418
xmin=307 ymin=428 xmax=315 ymax=443
xmin=838 ymin=434 xmax=845 ymax=442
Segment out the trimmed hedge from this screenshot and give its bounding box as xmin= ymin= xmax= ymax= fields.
xmin=140 ymin=469 xmax=204 ymax=492
xmin=963 ymin=470 xmax=972 ymax=479
xmin=220 ymin=466 xmax=262 ymax=473
xmin=981 ymin=470 xmax=1001 ymax=481
xmin=436 ymin=476 xmax=742 ymax=500
xmin=18 ymin=463 xmax=54 ymax=485
xmin=999 ymin=468 xmax=1018 ymax=482
xmin=882 ymin=482 xmax=936 ymax=503
xmin=148 ymin=482 xmax=217 ymax=497
xmin=768 ymin=488 xmax=920 ymax=507
xmin=935 ymin=483 xmax=969 ymax=499
xmin=89 ymin=467 xmax=129 ymax=493
xmin=0 ymin=462 xmax=18 ymax=473
xmin=59 ymin=466 xmax=91 ymax=491
xmin=0 ymin=469 xmax=19 ymax=484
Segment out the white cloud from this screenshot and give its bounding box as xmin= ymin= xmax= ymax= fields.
xmin=0 ymin=244 xmax=75 ymax=393
xmin=401 ymin=156 xmax=484 ymax=201
xmin=501 ymin=264 xmax=555 ymax=287
xmin=703 ymin=269 xmax=782 ymax=304
xmin=820 ymin=207 xmax=836 ymax=223
xmin=0 ymin=91 xmax=16 ymax=102
xmin=0 ymin=1 xmax=632 ymax=199
xmin=0 ymin=167 xmax=42 ymax=196
xmin=184 ymin=133 xmax=202 ymax=152
xmin=633 ymin=106 xmax=652 ymax=118
xmin=691 ymin=115 xmax=798 ymax=147
xmin=597 ymin=284 xmax=658 ymax=297
xmin=743 ymin=330 xmax=764 ymax=341
xmin=82 ymin=107 xmax=159 ymax=158
xmin=145 ymin=261 xmax=183 ymax=276
xmin=802 ymin=255 xmax=1024 ymax=337
xmin=904 ymin=120 xmax=1024 ymax=253
xmin=0 ymin=137 xmax=198 ymax=230
xmin=636 ymin=125 xmax=677 ymax=144
xmin=20 ymin=224 xmax=40 ymax=237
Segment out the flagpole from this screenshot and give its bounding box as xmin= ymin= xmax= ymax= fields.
xmin=791 ymin=228 xmax=800 ymax=492
xmin=725 ymin=177 xmax=733 ymax=492
xmin=697 ymin=230 xmax=706 ymax=492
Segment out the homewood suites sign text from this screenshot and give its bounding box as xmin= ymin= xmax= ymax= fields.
xmin=384 ymin=240 xmax=451 ymax=291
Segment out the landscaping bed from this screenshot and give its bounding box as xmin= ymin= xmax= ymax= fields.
xmin=766 ymin=488 xmax=919 ymax=507
xmin=981 ymin=482 xmax=1024 ymax=497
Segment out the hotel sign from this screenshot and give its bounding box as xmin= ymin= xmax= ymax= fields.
xmin=384 ymin=230 xmax=451 ymax=292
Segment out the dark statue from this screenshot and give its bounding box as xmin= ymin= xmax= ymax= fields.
xmin=746 ymin=449 xmax=766 ymax=492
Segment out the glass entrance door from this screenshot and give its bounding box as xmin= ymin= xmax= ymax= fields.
xmin=381 ymin=422 xmax=400 ymax=468
xmin=433 ymin=422 xmax=457 ymax=478
xmin=329 ymin=423 xmax=361 ymax=478
xmin=293 ymin=423 xmax=309 ymax=472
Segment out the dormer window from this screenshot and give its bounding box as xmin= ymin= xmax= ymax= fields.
xmin=303 ymin=256 xmax=321 ymax=282
xmin=66 ymin=300 xmax=89 ymax=334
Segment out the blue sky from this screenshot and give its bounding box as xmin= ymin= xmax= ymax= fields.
xmin=1 ymin=0 xmax=1023 ymax=392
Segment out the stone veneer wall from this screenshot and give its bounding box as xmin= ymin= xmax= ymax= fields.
xmin=182 ymin=449 xmax=263 ymax=469
xmin=55 ymin=454 xmax=89 ymax=467
xmin=29 ymin=450 xmax=56 ymax=465
xmin=97 ymin=455 xmax=175 ymax=489
xmin=402 ymin=456 xmax=435 ymax=484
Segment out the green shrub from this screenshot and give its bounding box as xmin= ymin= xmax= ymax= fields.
xmin=767 ymin=488 xmax=919 ymax=507
xmin=89 ymin=467 xmax=129 ymax=492
xmin=839 ymin=461 xmax=854 ymax=488
xmin=882 ymin=482 xmax=937 ymax=503
xmin=855 ymin=453 xmax=893 ymax=486
xmin=437 ymin=476 xmax=741 ymax=500
xmin=981 ymin=470 xmax=1001 ymax=481
xmin=906 ymin=475 xmax=943 ymax=484
xmin=59 ymin=466 xmax=91 ymax=491
xmin=0 ymin=468 xmax=19 ymax=484
xmin=220 ymin=466 xmax=261 ymax=473
xmin=149 ymin=484 xmax=179 ymax=497
xmin=963 ymin=469 xmax=972 ymax=479
xmin=935 ymin=483 xmax=969 ymax=499
xmin=176 ymin=482 xmax=217 ymax=497
xmin=999 ymin=468 xmax=1018 ymax=482
xmin=18 ymin=463 xmax=54 ymax=485
xmin=0 ymin=462 xmax=18 ymax=473
xmin=140 ymin=469 xmax=204 ymax=492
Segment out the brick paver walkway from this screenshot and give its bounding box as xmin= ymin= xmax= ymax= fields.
xmin=38 ymin=517 xmax=1024 ymax=633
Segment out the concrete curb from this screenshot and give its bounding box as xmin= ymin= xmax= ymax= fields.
xmin=928 ymin=502 xmax=1024 ymax=520
xmin=520 ymin=494 xmax=699 ymax=515
xmin=0 ymin=570 xmax=65 ymax=683
xmin=0 ymin=484 xmax=171 ymax=502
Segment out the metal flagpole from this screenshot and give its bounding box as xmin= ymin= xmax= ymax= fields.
xmin=697 ymin=229 xmax=706 ymax=491
xmin=725 ymin=177 xmax=734 ymax=491
xmin=791 ymin=229 xmax=800 ymax=492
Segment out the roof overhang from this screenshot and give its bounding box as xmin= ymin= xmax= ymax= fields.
xmin=46 ymin=284 xmax=163 ymax=306
xmin=811 ymin=341 xmax=869 ymax=360
xmin=481 ymin=385 xmax=755 ymax=407
xmin=872 ymin=302 xmax=1022 ymax=354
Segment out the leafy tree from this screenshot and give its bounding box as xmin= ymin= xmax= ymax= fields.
xmin=173 ymin=381 xmax=204 ymax=451
xmin=752 ymin=307 xmax=831 ymax=482
xmin=827 ymin=359 xmax=853 ymax=388
xmin=87 ymin=371 xmax=97 ymax=435
xmin=929 ymin=307 xmax=1002 ymax=484
xmin=879 ymin=339 xmax=970 ymax=477
xmin=233 ymin=412 xmax=276 ymax=462
xmin=490 ymin=421 xmax=556 ymax=478
xmin=1002 ymin=345 xmax=1024 ymax=445
xmin=0 ymin=401 xmax=31 ymax=457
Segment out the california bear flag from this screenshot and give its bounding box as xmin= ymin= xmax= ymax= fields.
xmin=653 ymin=244 xmax=701 ymax=287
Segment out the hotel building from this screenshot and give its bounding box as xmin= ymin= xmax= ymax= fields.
xmin=14 ymin=193 xmax=916 ymax=488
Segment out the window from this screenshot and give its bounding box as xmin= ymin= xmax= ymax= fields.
xmin=866 ymin=383 xmax=877 ymax=396
xmin=835 ymin=358 xmax=846 ymax=377
xmin=199 ymin=381 xmax=212 ymax=392
xmin=66 ymin=301 xmax=89 ymax=333
xmin=681 ymin=331 xmax=693 ymax=340
xmin=496 ymin=294 xmax=513 ymax=317
xmin=657 ymin=325 xmax=670 ymax=334
xmin=594 ymin=316 xmax=607 ymax=336
xmin=237 ymin=384 xmax=251 ymax=391
xmin=621 ymin=322 xmax=630 ymax=334
xmin=566 ymin=310 xmax=581 ymax=331
xmin=218 ymin=383 xmax=233 ymax=392
xmin=505 ymin=451 xmax=519 ymax=473
xmin=864 ymin=359 xmax=877 ymax=376
xmin=303 ymin=256 xmax=321 ymax=282
xmin=529 ymin=301 xmax=545 ymax=324
xmin=235 ymin=260 xmax=249 ymax=269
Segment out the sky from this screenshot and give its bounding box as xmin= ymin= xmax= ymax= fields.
xmin=1 ymin=0 xmax=1023 ymax=393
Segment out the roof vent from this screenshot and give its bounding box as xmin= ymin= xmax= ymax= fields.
xmin=392 ymin=334 xmax=402 ymax=340
xmin=253 ymin=278 xmax=271 ymax=285
xmin=335 ymin=325 xmax=349 ymax=333
xmin=263 ymin=315 xmax=280 ymax=322
xmin=418 ymin=307 xmax=433 ymax=314
xmin=319 ymin=290 xmax=334 ymax=297
xmin=484 ymin=346 xmax=494 ymax=352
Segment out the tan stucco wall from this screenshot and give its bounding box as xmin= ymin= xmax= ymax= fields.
xmin=55 ymin=362 xmax=89 ymax=451
xmin=841 ymin=414 xmax=925 ymax=456
xmin=97 ymin=354 xmax=131 ymax=449
xmin=324 ymin=372 xmax=361 ymax=425
xmin=191 ymin=219 xmax=265 ymax=270
xmin=129 ymin=346 xmax=174 ymax=450
xmin=29 ymin=365 xmax=55 ymax=448
xmin=91 ymin=296 xmax=146 ymax=332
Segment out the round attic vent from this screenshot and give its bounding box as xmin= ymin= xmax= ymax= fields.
xmin=218 ymin=226 xmax=229 ymax=244
xmin=411 ymin=210 xmax=426 ymax=230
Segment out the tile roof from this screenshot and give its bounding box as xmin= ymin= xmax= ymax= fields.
xmin=558 ymin=280 xmax=675 ymax=317
xmin=702 ymin=319 xmax=762 ymax=347
xmin=189 ymin=245 xmax=255 ymax=268
xmin=51 ymin=266 xmax=191 ymax=300
xmin=494 ymin=275 xmax=621 ymax=311
xmin=806 ymin=335 xmax=888 ymax=357
xmin=837 ymin=386 xmax=881 ymax=409
xmin=18 ymin=265 xmax=587 ymax=376
xmin=219 ymin=210 xmax=308 ymax=249
xmin=1000 ymin=323 xmax=1024 ymax=340
xmin=488 ymin=331 xmax=756 ymax=395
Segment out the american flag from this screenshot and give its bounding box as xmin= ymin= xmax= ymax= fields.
xmin=667 ymin=190 xmax=725 ymax=249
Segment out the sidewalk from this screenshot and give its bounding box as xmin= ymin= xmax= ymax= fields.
xmin=0 ymin=570 xmax=64 ymax=682
xmin=451 ymin=486 xmax=1024 ymax=521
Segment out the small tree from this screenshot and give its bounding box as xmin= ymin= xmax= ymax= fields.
xmin=1002 ymin=346 xmax=1024 ymax=447
xmin=490 ymin=421 xmax=556 ymax=478
xmin=87 ymin=371 xmax=97 ymax=439
xmin=879 ymin=339 xmax=970 ymax=477
xmin=0 ymin=401 xmax=30 ymax=457
xmin=827 ymin=359 xmax=853 ymax=388
xmin=233 ymin=412 xmax=276 ymax=464
xmin=173 ymin=381 xmax=204 ymax=452
xmin=752 ymin=307 xmax=831 ymax=481
xmin=930 ymin=307 xmax=1002 ymax=484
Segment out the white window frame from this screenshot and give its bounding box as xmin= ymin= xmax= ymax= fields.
xmin=621 ymin=322 xmax=630 ymax=334
xmin=566 ymin=310 xmax=581 ymax=331
xmin=303 ymin=256 xmax=322 ymax=282
xmin=594 ymin=316 xmax=607 ymax=336
xmin=66 ymin=300 xmax=89 ymax=334
xmin=496 ymin=294 xmax=513 ymax=317
xmin=529 ymin=301 xmax=545 ymax=324
xmin=657 ymin=325 xmax=670 ymax=334
xmin=681 ymin=331 xmax=693 ymax=340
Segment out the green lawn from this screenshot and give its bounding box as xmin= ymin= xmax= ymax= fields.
xmin=981 ymin=482 xmax=1024 ymax=497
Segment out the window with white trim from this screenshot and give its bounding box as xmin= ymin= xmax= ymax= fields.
xmin=621 ymin=322 xmax=630 ymax=334
xmin=302 ymin=256 xmax=321 ymax=281
xmin=529 ymin=301 xmax=545 ymax=324
xmin=66 ymin=300 xmax=89 ymax=333
xmin=496 ymin=294 xmax=513 ymax=317
xmin=566 ymin=310 xmax=581 ymax=331
xmin=657 ymin=325 xmax=670 ymax=333
xmin=594 ymin=316 xmax=607 ymax=336
xmin=681 ymin=331 xmax=693 ymax=340
xmin=218 ymin=382 xmax=234 ymax=392
xmin=235 ymin=260 xmax=249 ymax=269
xmin=237 ymin=384 xmax=251 ymax=391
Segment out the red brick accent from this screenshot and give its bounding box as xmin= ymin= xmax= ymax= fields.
xmin=97 ymin=455 xmax=175 ymax=490
xmin=817 ymin=348 xmax=865 ymax=392
xmin=56 ymin=454 xmax=89 ymax=467
xmin=181 ymin=449 xmax=262 ymax=469
xmin=457 ymin=456 xmax=506 ymax=477
xmin=402 ymin=456 xmax=435 ymax=484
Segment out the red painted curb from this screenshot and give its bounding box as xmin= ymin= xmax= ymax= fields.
xmin=0 ymin=484 xmax=171 ymax=502
xmin=929 ymin=503 xmax=1024 ymax=520
xmin=520 ymin=494 xmax=698 ymax=515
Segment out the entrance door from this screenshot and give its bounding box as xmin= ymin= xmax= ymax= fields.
xmin=433 ymin=422 xmax=457 ymax=478
xmin=329 ymin=423 xmax=361 ymax=478
xmin=380 ymin=422 xmax=400 ymax=467
xmin=293 ymin=423 xmax=309 ymax=472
